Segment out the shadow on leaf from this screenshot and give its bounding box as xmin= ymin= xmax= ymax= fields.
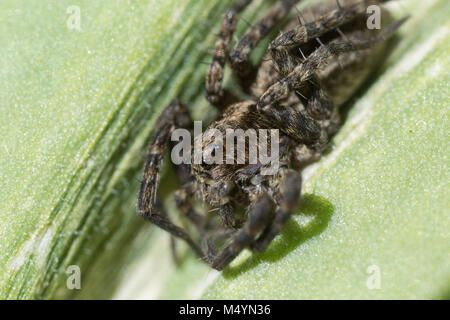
xmin=222 ymin=193 xmax=334 ymax=278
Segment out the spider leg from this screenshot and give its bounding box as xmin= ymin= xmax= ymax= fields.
xmin=153 ymin=197 xmax=182 ymax=266
xmin=137 ymin=100 xmax=207 ymax=263
xmin=215 ymin=181 xmax=245 ymax=229
xmin=138 ymin=100 xmax=188 ymax=214
xmin=140 ymin=206 xmax=206 ymax=261
xmin=270 ymin=0 xmax=363 ymax=76
xmin=174 ymin=181 xmax=220 ymax=232
xmin=219 ymin=203 xmax=244 ymax=229
xmin=305 ymin=80 xmax=341 ymax=151
xmin=270 ymin=0 xmax=382 ymax=74
xmin=288 ymin=82 xmax=339 ymax=168
xmin=206 ymin=0 xmax=253 ymax=108
xmin=229 ymin=0 xmax=299 ymax=77
xmin=208 ymin=192 xmax=276 ymax=270
xmin=251 ymin=168 xmax=302 ymax=253
xmin=256 ymin=97 xmax=323 ymax=146
xmin=273 ymin=0 xmax=396 ymax=50
xmin=202 ymin=228 xmax=237 ymax=263
xmin=304 ymin=76 xmax=334 ymax=120
xmin=291 ymin=143 xmax=322 ymax=169
xmin=258 ymin=16 xmax=408 ymax=109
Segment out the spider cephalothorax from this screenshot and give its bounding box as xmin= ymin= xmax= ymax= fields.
xmin=137 ymin=0 xmax=408 ymax=270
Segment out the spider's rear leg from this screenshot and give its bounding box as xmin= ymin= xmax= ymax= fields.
xmin=228 ymin=0 xmax=299 ymax=86
xmin=207 ymin=0 xmax=299 ymax=106
xmin=251 ymin=169 xmax=302 ymax=253
xmin=208 ymin=192 xmax=276 ymax=270
xmin=138 ymin=100 xmax=207 ymax=263
xmin=206 ymin=0 xmax=253 ymax=108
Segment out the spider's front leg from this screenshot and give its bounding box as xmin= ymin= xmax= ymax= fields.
xmin=269 ymin=0 xmax=377 ymax=75
xmin=174 ymin=181 xmax=221 ymax=233
xmin=251 ymin=168 xmax=302 ymax=253
xmin=137 ymin=100 xmax=206 ymax=261
xmin=208 ymin=192 xmax=276 ymax=270
xmin=304 ymin=81 xmax=341 ymax=152
xmin=258 ymin=16 xmax=408 ymax=109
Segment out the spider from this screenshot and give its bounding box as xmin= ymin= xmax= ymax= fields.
xmin=137 ymin=0 xmax=408 ymax=270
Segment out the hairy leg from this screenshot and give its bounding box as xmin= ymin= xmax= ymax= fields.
xmin=230 ymin=0 xmax=300 ymax=77
xmin=141 ymin=204 xmax=205 ymax=261
xmin=206 ymin=0 xmax=253 ymax=107
xmin=137 ymin=100 xmax=207 ymax=262
xmin=251 ymin=168 xmax=302 ymax=252
xmin=208 ymin=192 xmax=276 ymax=270
xmin=258 ymin=16 xmax=408 ymax=109
xmin=304 ymin=79 xmax=340 ymax=151
xmin=269 ymin=0 xmax=386 ymax=73
xmin=269 ymin=0 xmax=380 ymax=52
xmin=174 ymin=181 xmax=221 ymax=232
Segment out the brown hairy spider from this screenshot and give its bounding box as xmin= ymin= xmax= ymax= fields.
xmin=137 ymin=0 xmax=408 ymax=270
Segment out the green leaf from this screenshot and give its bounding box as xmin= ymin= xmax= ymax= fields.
xmin=1 ymin=0 xmax=448 ymax=300
xmin=0 ymin=0 xmax=244 ymax=299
